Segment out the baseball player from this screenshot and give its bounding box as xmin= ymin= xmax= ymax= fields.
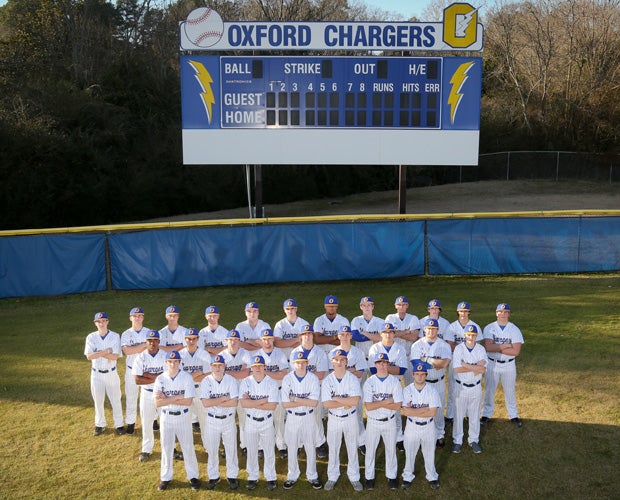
xmin=199 ymin=305 xmax=228 ymax=356
xmin=220 ymin=329 xmax=251 ymax=451
xmin=120 ymin=307 xmax=149 ymax=435
xmin=179 ymin=327 xmax=211 ymax=436
xmin=200 ymin=354 xmax=240 ymax=491
xmin=289 ymin=324 xmax=330 ymax=459
xmin=401 ymin=360 xmax=441 ymax=490
xmin=418 ymin=299 xmax=451 ymax=340
xmin=239 ymin=355 xmax=280 ymax=491
xmin=385 ymin=295 xmax=420 ymax=387
xmin=368 ymin=322 xmax=409 ymax=450
xmin=154 ymin=350 xmax=200 ymax=492
xmin=445 ymin=301 xmax=483 ymax=423
xmin=329 ymin=325 xmax=368 ymax=452
xmin=159 ymin=305 xmax=188 ymax=352
xmin=273 ymin=298 xmax=309 ymax=360
xmin=313 ymin=295 xmax=350 ymax=354
xmin=363 ymin=352 xmax=404 ymax=490
xmin=236 ymin=301 xmax=271 ymax=353
xmin=410 ymin=318 xmax=452 ymax=448
xmin=452 ymin=325 xmax=487 ymax=454
xmin=350 ymin=296 xmax=384 ymax=358
xmin=281 ymin=351 xmax=323 ymax=490
xmin=256 ymin=329 xmax=289 ymax=458
xmin=84 ymin=312 xmax=124 ymax=436
xmin=322 ymin=349 xmax=363 ymax=492
xmin=481 ymin=303 xmax=524 ymax=427
xmin=132 ymin=329 xmax=166 ymax=462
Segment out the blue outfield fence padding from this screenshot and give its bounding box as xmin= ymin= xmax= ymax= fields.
xmin=108 ymin=222 xmax=426 ymax=290
xmin=1 ymin=215 xmax=618 ymax=299
xmin=427 ymin=216 xmax=620 ymax=275
xmin=0 ymin=233 xmax=107 ymax=298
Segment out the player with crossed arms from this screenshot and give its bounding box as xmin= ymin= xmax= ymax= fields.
xmin=179 ymin=327 xmax=211 ymax=435
xmin=154 ymin=350 xmax=200 ymax=492
xmin=200 ymin=354 xmax=240 ymax=491
xmin=281 ymin=351 xmax=323 ymax=490
xmin=401 ymin=360 xmax=441 ymax=490
xmin=273 ymin=298 xmax=308 ymax=360
xmin=120 ymin=306 xmax=148 ymax=435
xmin=322 ymin=349 xmax=364 ymax=492
xmin=363 ymin=352 xmax=404 ymax=490
xmin=199 ymin=305 xmax=228 ymax=356
xmin=482 ymin=303 xmax=524 ymax=428
xmin=240 ymin=355 xmax=280 ymax=491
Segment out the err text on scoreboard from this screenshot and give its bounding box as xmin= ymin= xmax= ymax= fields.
xmin=181 ymin=56 xmax=481 ymax=165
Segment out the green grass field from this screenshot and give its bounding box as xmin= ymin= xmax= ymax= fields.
xmin=1 ymin=273 xmax=618 ymax=499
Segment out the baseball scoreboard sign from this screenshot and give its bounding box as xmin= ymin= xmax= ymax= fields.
xmin=179 ymin=3 xmax=484 ymax=165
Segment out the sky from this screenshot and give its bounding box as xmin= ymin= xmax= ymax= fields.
xmin=363 ymin=0 xmax=434 ymax=19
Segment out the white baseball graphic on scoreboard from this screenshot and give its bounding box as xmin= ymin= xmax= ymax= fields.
xmin=184 ymin=8 xmax=224 ymax=48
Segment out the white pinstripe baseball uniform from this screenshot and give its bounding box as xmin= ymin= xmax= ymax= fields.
xmin=199 ymin=324 xmax=229 ymax=354
xmin=179 ymin=344 xmax=211 ymax=435
xmin=154 ymin=361 xmax=199 ymax=482
xmin=239 ymin=368 xmax=280 ymax=482
xmin=445 ymin=318 xmax=482 ymax=420
xmin=368 ymin=340 xmax=408 ymax=442
xmin=351 ymin=314 xmax=385 ymax=358
xmin=482 ymin=317 xmax=524 ymax=419
xmin=133 ymin=346 xmax=166 ymax=453
xmin=160 ymin=324 xmax=188 ymax=349
xmin=200 ymin=367 xmax=239 ymax=481
xmin=363 ymin=372 xmax=403 ymax=480
xmin=452 ymin=340 xmax=487 ymax=445
xmin=289 ymin=344 xmax=329 ymax=446
xmin=322 ymin=368 xmax=362 ymax=483
xmin=410 ymin=337 xmax=452 ymax=439
xmin=385 ymin=311 xmax=420 ymax=386
xmin=120 ymin=324 xmax=148 ymax=427
xmin=236 ymin=319 xmax=271 ymax=352
xmin=419 ymin=315 xmax=451 ymax=339
xmin=257 ymin=345 xmax=289 ymax=451
xmin=313 ymin=313 xmax=350 ymax=354
xmin=221 ymin=345 xmax=251 ymax=448
xmin=84 ymin=318 xmax=124 ymax=431
xmin=281 ymin=368 xmax=321 ymax=482
xmin=274 ymin=316 xmax=310 ymax=360
xmin=401 ymin=380 xmax=441 ymax=482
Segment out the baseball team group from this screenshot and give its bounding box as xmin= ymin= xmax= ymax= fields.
xmin=84 ymin=295 xmax=524 ymax=492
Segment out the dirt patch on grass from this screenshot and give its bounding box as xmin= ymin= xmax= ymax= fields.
xmin=147 ymin=179 xmax=619 ymax=222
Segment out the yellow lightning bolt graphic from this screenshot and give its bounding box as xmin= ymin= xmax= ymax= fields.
xmin=448 ymin=61 xmax=474 ymax=124
xmin=188 ymin=60 xmax=215 ymax=124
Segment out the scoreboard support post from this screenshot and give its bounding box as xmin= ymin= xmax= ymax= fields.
xmin=398 ymin=165 xmax=407 ymax=214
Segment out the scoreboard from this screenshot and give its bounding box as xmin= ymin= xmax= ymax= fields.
xmin=181 ymin=55 xmax=482 ymax=165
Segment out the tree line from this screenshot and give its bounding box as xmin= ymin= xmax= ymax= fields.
xmin=0 ymin=0 xmax=618 ymax=230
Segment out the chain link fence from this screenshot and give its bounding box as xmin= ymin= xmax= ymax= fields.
xmin=407 ymin=151 xmax=619 ymax=186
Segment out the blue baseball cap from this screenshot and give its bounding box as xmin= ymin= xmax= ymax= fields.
xmin=381 ymin=322 xmax=395 ymax=332
xmin=185 ymin=328 xmax=199 ymax=337
xmin=427 ymin=299 xmax=442 ymax=308
xmin=94 ymin=312 xmax=108 ymax=320
xmin=338 ymin=325 xmax=352 ymax=334
xmin=245 ymin=301 xmax=259 ymax=310
xmin=324 ymin=295 xmax=338 ymax=305
xmin=129 ymin=307 xmax=144 ymax=315
xmin=374 ymin=353 xmax=390 ymax=363
xmin=300 ymin=324 xmax=314 ymax=334
xmin=261 ymin=328 xmax=274 ymax=338
xmin=412 ymin=359 xmax=430 ymax=373
xmin=166 ymin=350 xmax=180 ymax=360
xmin=251 ymin=355 xmax=266 ymax=366
xmin=146 ymin=330 xmax=160 ymax=340
xmin=424 ymin=318 xmax=439 ymax=328
xmin=457 ymin=302 xmax=471 ymax=311
xmin=464 ymin=325 xmax=478 ymax=334
xmin=165 ymin=305 xmax=179 ymax=314
xmin=331 ymin=349 xmax=348 ymax=359
xmin=283 ymin=298 xmax=297 ymax=308
xmin=211 ymin=355 xmax=225 ymax=365
xmin=497 ymin=303 xmax=510 ymax=311
xmin=226 ymin=330 xmax=241 ymax=339
xmin=292 ymin=351 xmax=309 ymax=362
xmin=360 ymin=296 xmax=374 ymax=304
xmin=205 ymin=305 xmax=219 ymax=315
xmin=395 ymin=296 xmax=409 ymax=304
